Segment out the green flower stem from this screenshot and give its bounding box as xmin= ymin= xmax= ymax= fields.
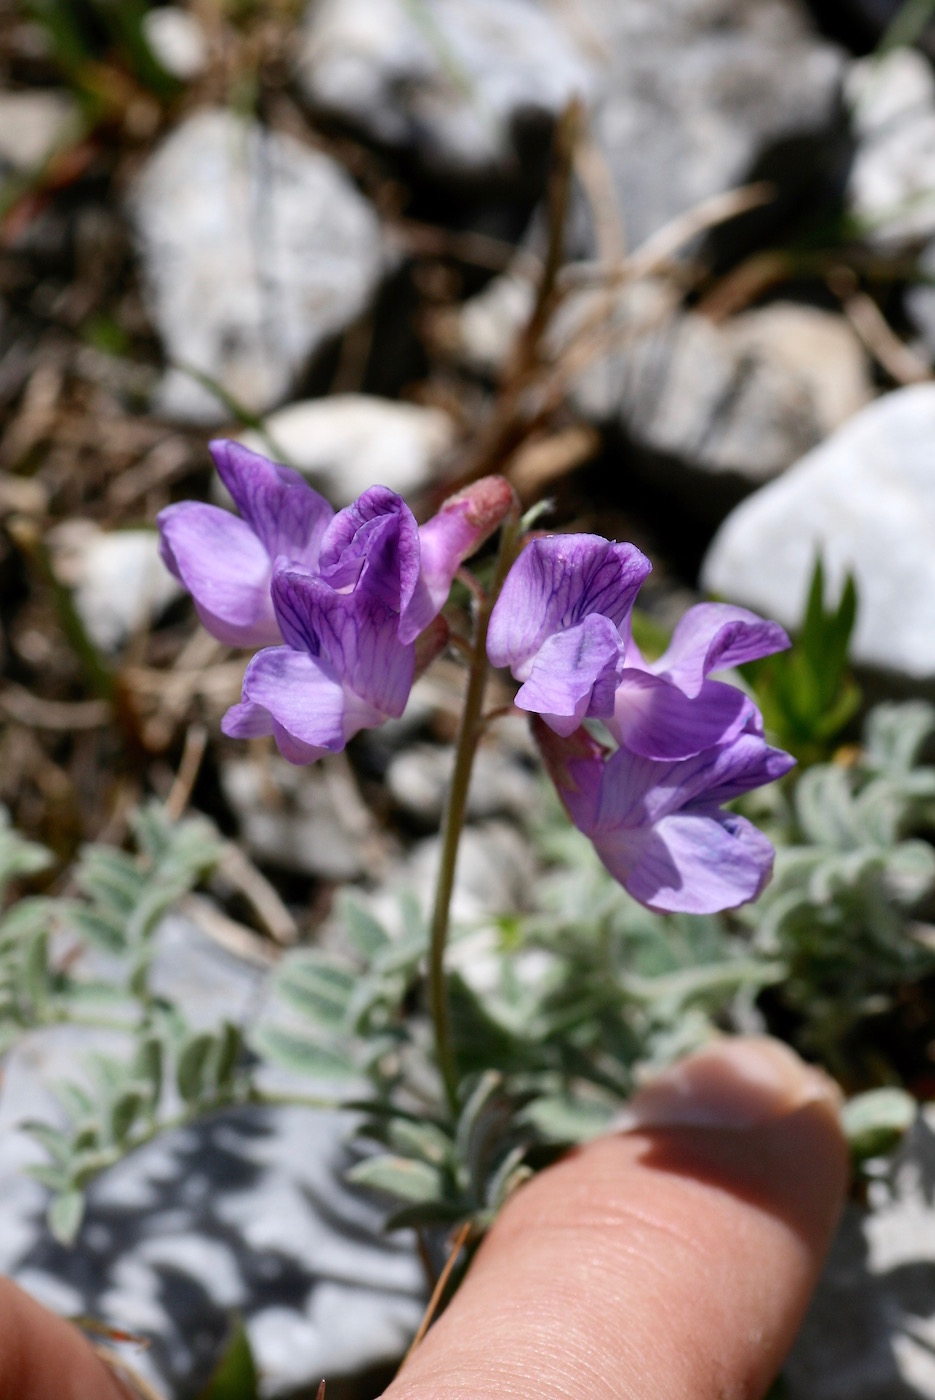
xmin=429 ymin=511 xmax=521 ymax=1117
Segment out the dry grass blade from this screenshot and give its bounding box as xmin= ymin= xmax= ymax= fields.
xmin=0 ymin=685 xmax=110 ymax=730
xmin=397 ymin=1219 xmax=473 ymax=1374
xmin=164 ymin=722 xmax=208 ymax=821
xmin=220 ymin=844 xmax=298 ymax=946
xmin=94 ymin=1345 xmax=167 ymax=1400
xmin=829 ymin=267 xmax=932 ymax=385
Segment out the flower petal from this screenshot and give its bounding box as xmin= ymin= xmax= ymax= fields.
xmin=224 ymin=646 xmax=347 ymax=763
xmin=597 ymin=810 xmax=776 ymax=914
xmin=586 ymin=730 xmax=794 ymax=832
xmin=273 ymin=568 xmax=415 ymax=718
xmin=655 ymin=603 xmax=790 ymax=697
xmin=157 ymin=501 xmax=279 ymax=647
xmin=487 ymin=535 xmax=651 ymax=674
xmin=319 ymin=487 xmax=421 ymax=617
xmin=608 ymin=673 xmax=754 ymax=760
xmin=531 ymin=716 xmax=608 ymax=833
xmin=514 ymin=614 xmax=624 ymax=735
xmin=210 ymin=440 xmax=333 ymax=568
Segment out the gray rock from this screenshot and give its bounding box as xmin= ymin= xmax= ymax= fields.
xmin=141 ymin=6 xmax=208 ymax=81
xmin=386 ymin=739 xmax=540 ymax=824
xmin=221 ymin=754 xmax=387 ymax=882
xmin=0 ymin=914 xmax=425 ymax=1398
xmin=787 ymin=1112 xmax=935 ymax=1399
xmin=0 ymin=90 xmax=80 ymax=174
xmin=129 ymin=110 xmax=385 ymax=424
xmin=237 ymin=395 xmax=455 ymax=507
xmin=701 ymin=384 xmax=935 ymax=680
xmin=48 ymin=521 xmax=182 ymax=653
xmin=572 ymin=288 xmax=873 ymax=494
xmin=846 ymin=49 xmax=935 ymax=251
xmin=296 ymin=0 xmax=594 ymax=178
xmin=579 ymin=0 xmax=847 ymax=251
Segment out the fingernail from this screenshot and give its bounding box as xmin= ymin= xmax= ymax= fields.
xmin=615 ymin=1037 xmax=843 ymax=1133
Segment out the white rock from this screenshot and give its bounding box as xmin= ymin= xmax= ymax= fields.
xmin=0 ymin=90 xmax=80 ymax=172
xmin=141 ymin=7 xmax=208 ymax=81
xmin=48 ymin=521 xmax=182 ymax=653
xmin=701 ymin=385 xmax=935 ymax=679
xmin=387 ymin=741 xmax=540 ymax=823
xmin=129 ymin=109 xmax=385 ymax=424
xmin=297 ymin=0 xmax=593 ymax=176
xmin=846 ymin=48 xmax=935 ymax=249
xmin=237 ymin=395 xmax=455 ymax=506
xmin=220 ymin=755 xmax=380 ymax=881
xmin=579 ymin=0 xmax=846 ymax=250
xmin=568 ymin=285 xmax=873 ymax=491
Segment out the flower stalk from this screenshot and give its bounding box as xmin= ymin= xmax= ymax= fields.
xmin=428 ymin=508 xmax=520 ymax=1117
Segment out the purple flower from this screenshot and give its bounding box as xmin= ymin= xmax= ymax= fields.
xmin=222 ymin=564 xmax=415 ymax=764
xmin=157 ymin=440 xmax=333 ymax=647
xmin=487 ymin=535 xmax=652 ymax=736
xmin=608 ymin=604 xmax=791 ymax=762
xmin=535 ymin=716 xmax=794 ymax=914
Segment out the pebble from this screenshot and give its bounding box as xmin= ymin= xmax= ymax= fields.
xmin=296 ymin=0 xmax=593 ymax=179
xmin=0 ymin=90 xmax=79 ymax=173
xmin=48 ymin=521 xmax=182 ymax=653
xmin=141 ymin=7 xmax=209 ymax=82
xmin=236 ymin=395 xmax=455 ymax=507
xmin=128 ymin=110 xmax=385 ymax=424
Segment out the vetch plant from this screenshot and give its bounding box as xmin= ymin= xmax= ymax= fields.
xmin=157 ymin=443 xmax=792 ymax=1119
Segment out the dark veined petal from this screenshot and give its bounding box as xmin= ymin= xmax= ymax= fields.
xmin=597 ymin=810 xmax=776 ymax=914
xmin=513 ymin=614 xmax=624 ymax=736
xmin=318 ymin=486 xmax=421 ymax=618
xmin=608 ymin=672 xmax=754 ymax=760
xmin=273 ymin=567 xmax=415 ymax=718
xmin=584 ymin=730 xmax=794 ymax=833
xmin=654 ymin=603 xmax=790 ymax=697
xmin=157 ymin=501 xmax=279 ymax=647
xmin=209 ymin=440 xmax=333 ymax=569
xmin=222 ymin=646 xmax=347 ymax=763
xmin=487 ymin=535 xmax=651 ymax=674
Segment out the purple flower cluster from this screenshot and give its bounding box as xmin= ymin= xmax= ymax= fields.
xmin=158 ymin=447 xmax=793 ymax=915
xmin=489 ymin=536 xmax=793 ymax=913
xmin=158 ymin=441 xmax=513 ymax=764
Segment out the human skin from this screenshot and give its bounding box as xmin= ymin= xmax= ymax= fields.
xmin=0 ymin=1037 xmax=847 ymax=1400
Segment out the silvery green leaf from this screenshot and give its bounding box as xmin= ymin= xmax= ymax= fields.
xmin=794 ymin=767 xmax=859 ymax=848
xmin=882 ymin=840 xmax=935 ymax=905
xmin=108 ymin=1088 xmax=146 ymax=1144
xmin=842 ymin=1088 xmax=917 ymax=1162
xmin=213 ymin=1022 xmax=241 ymax=1091
xmin=338 ymin=896 xmax=390 ymax=958
xmin=385 ymin=1118 xmax=453 ymax=1167
xmin=176 ymin=1032 xmax=216 ymax=1103
xmin=274 ymin=953 xmax=355 ymax=1027
xmin=75 ymin=848 xmax=145 ymax=914
xmin=522 ymin=1093 xmax=615 ymax=1143
xmin=68 ymin=907 xmax=127 ymax=955
xmin=346 ymin=1153 xmax=444 ymax=1204
xmin=864 ymin=701 xmax=935 ymax=774
xmin=0 ymin=811 xmax=53 ymax=899
xmin=250 ymin=1025 xmax=358 ymax=1081
xmin=48 ymin=1190 xmax=85 ymax=1246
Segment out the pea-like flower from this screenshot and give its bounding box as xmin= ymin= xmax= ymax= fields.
xmin=536 ymin=716 xmax=794 ymax=914
xmin=222 ymin=565 xmax=417 ymax=764
xmin=157 ymin=440 xmax=333 ymax=647
xmin=609 ymin=604 xmax=791 ymax=761
xmin=486 ymin=535 xmax=652 ymax=736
